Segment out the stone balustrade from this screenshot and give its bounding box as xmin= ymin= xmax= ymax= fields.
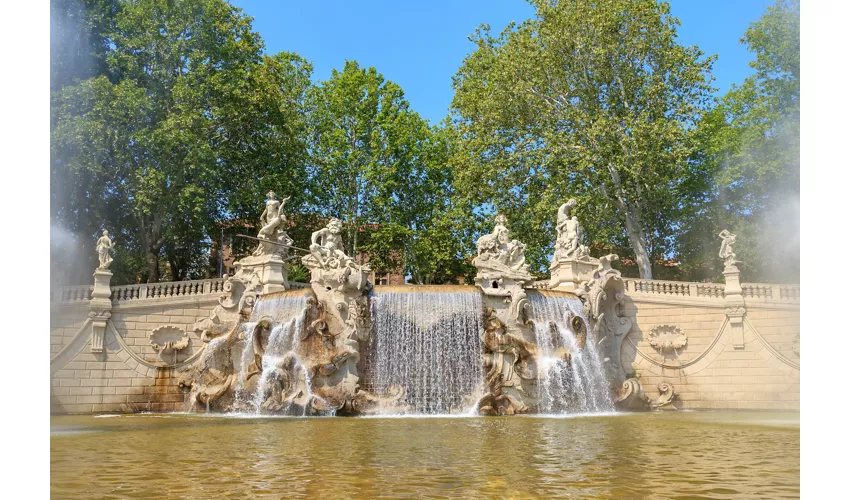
xmin=623 ymin=278 xmax=725 ymax=299
xmin=53 ymin=285 xmax=93 ymax=303
xmin=110 ymin=279 xmax=226 ymax=302
xmin=741 ymin=282 xmax=800 ymax=301
xmin=52 ymin=278 xmax=318 ymax=304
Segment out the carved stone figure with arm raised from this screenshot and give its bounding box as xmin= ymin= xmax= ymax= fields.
xmin=718 ymin=229 xmax=739 ymax=270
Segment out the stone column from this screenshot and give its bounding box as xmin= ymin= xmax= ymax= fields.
xmin=723 ymin=266 xmax=746 ymax=349
xmin=89 ymin=269 xmax=113 ymax=353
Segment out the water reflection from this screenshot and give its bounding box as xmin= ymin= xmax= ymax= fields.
xmin=51 ymin=412 xmax=799 ymax=499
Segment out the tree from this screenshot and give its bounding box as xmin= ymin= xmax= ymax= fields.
xmin=680 ymin=0 xmax=799 ymax=282
xmin=51 ymin=0 xmax=312 ymax=283
xmin=307 ymin=61 xmax=470 ymax=283
xmin=450 ymin=0 xmax=716 ymax=278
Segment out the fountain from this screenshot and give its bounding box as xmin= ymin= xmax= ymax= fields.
xmin=367 ymin=286 xmax=483 ymax=414
xmin=177 ymin=193 xmax=658 ymax=417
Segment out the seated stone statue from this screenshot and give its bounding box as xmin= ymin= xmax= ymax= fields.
xmin=308 ymin=218 xmax=352 ymax=270
xmin=474 ymin=214 xmax=530 ymax=274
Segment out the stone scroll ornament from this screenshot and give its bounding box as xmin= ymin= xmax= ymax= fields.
xmin=615 ymin=379 xmax=678 ymax=411
xmin=575 ymin=254 xmax=632 ymax=385
xmin=473 ymin=214 xmax=533 ymax=324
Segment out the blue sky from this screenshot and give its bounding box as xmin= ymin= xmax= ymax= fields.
xmin=231 ymin=0 xmax=774 ymax=124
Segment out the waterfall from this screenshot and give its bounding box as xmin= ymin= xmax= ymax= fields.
xmin=369 ymin=288 xmax=484 ymax=414
xmin=529 ymin=293 xmax=614 ymax=414
xmin=232 ymin=292 xmax=318 ymax=414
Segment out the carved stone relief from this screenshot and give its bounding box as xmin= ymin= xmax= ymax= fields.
xmin=149 ymin=325 xmax=190 ymax=365
xmin=648 ymin=325 xmax=688 ymax=353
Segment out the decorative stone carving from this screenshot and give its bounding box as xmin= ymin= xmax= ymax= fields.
xmin=149 ymin=325 xmax=190 ymax=365
xmin=253 ymin=191 xmax=293 ymax=257
xmin=549 ymin=201 xmax=599 ymax=291
xmin=576 ymin=254 xmax=632 ymax=385
xmin=234 ymin=191 xmax=293 ymax=293
xmin=178 ymin=325 xmax=241 ymax=410
xmin=477 ymin=306 xmax=535 ymax=416
xmin=302 ymin=218 xmax=372 ymax=319
xmin=553 ymin=199 xmax=590 ymax=262
xmin=96 ymin=230 xmax=114 ymax=270
xmin=615 ymin=378 xmax=678 ymax=410
xmin=473 ymin=214 xmax=533 ymax=325
xmin=648 ymin=325 xmax=688 ymax=353
xmin=193 ymin=263 xmax=262 ymax=341
xmin=87 ymin=309 xmax=111 ymax=353
xmin=718 ymin=229 xmax=740 ymax=272
xmin=792 ymin=334 xmax=800 ymax=356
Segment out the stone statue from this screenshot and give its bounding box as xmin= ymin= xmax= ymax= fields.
xmin=96 ymin=230 xmax=114 ymax=270
xmin=718 ymin=230 xmax=739 ymax=270
xmin=253 ymin=191 xmax=293 ymax=257
xmin=554 ymin=199 xmax=589 ymax=262
xmin=308 ymin=218 xmax=351 ymax=270
xmin=475 ymin=214 xmax=529 ymax=272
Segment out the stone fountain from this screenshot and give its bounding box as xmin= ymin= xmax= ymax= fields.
xmin=177 ymin=192 xmax=670 ymax=416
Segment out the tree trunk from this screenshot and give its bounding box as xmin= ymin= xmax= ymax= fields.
xmin=601 ymin=165 xmax=654 ymax=280
xmin=146 ymin=250 xmax=160 ymax=283
xmin=622 ymin=208 xmax=653 ymax=279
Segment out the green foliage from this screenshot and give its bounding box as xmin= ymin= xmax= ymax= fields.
xmin=51 ymin=0 xmax=312 ymax=284
xmin=679 ymin=0 xmax=799 ymax=283
xmin=450 ymin=0 xmax=716 ymax=278
xmin=307 ymin=62 xmax=471 ymax=284
xmin=288 ymin=263 xmax=310 ymax=283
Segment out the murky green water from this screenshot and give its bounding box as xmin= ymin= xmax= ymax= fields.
xmin=51 ymin=411 xmax=799 ymax=499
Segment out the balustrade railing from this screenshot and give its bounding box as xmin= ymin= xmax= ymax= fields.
xmin=741 ymin=283 xmax=800 ymax=301
xmin=53 ymin=285 xmax=92 ymax=303
xmin=52 ymin=278 xmax=319 ymax=304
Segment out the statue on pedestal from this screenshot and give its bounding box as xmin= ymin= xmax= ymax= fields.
xmin=96 ymin=230 xmax=114 ymax=270
xmin=253 ymin=191 xmax=293 ymax=257
xmin=718 ymin=229 xmax=740 ymax=271
xmin=553 ymin=199 xmax=589 ymax=262
xmin=475 ymin=214 xmax=531 ymax=274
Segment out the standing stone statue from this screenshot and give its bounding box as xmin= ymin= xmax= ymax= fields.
xmin=718 ymin=229 xmax=739 ymax=271
xmin=253 ymin=191 xmax=293 ymax=257
xmin=96 ymin=230 xmax=114 ymax=270
xmin=554 ymin=199 xmax=589 ymax=262
xmin=308 ymin=218 xmax=351 ymax=270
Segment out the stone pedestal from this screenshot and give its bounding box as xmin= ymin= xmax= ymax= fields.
xmin=723 ymin=266 xmax=746 ymax=349
xmin=89 ymin=269 xmax=113 ymax=353
xmin=236 ymin=253 xmax=288 ymax=293
xmin=548 ymin=257 xmax=599 ymax=291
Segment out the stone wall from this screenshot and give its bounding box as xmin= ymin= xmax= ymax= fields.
xmin=619 ymin=280 xmax=800 ymax=410
xmin=50 ymin=281 xmax=222 ymax=415
xmin=50 ymin=277 xmax=800 ymax=414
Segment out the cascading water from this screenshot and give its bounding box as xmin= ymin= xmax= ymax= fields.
xmin=369 ymin=288 xmax=484 ymax=414
xmin=232 ymin=292 xmax=323 ymax=414
xmin=529 ymin=292 xmax=614 ymax=414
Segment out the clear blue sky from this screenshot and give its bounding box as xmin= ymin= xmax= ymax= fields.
xmin=231 ymin=0 xmax=774 ymax=124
